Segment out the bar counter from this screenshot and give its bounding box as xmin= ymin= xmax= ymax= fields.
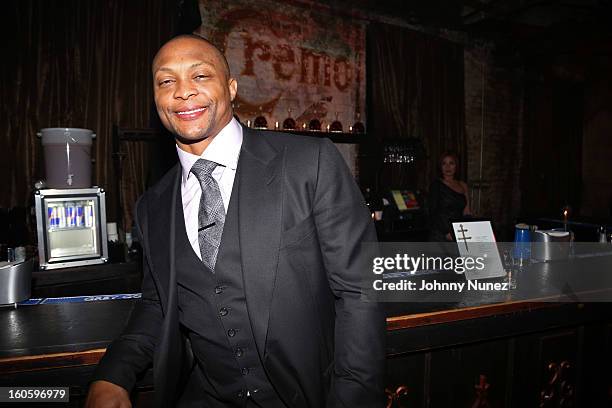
xmin=1 ymin=266 xmax=612 ymax=407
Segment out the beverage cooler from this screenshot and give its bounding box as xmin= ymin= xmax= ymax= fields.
xmin=35 ymin=188 xmax=109 ymax=270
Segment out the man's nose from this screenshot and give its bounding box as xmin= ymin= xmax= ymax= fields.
xmin=174 ymin=79 xmax=197 ymax=100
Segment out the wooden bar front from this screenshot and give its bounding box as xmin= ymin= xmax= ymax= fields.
xmin=1 ymin=296 xmax=611 ymax=407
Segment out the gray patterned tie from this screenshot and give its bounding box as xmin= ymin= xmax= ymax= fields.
xmin=190 ymin=159 xmax=225 ymax=272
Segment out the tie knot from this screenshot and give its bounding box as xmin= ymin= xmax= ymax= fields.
xmin=190 ymin=159 xmax=219 ymax=182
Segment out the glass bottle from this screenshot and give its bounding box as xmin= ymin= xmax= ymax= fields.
xmin=254 ymin=106 xmax=268 ymax=129
xmin=282 ymin=108 xmax=296 ymax=130
xmin=329 ymin=112 xmax=343 ymax=132
xmin=308 ymin=109 xmax=321 ymax=131
xmin=352 ymin=112 xmax=365 ymax=134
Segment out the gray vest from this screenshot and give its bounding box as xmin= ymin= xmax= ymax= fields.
xmin=174 ymin=169 xmax=285 ymax=407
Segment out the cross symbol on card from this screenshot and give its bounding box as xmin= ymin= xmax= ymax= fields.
xmin=457 ymin=224 xmax=472 ymax=251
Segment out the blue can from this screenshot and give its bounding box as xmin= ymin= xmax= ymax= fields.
xmin=66 ymin=202 xmax=77 ymax=228
xmin=513 ymin=223 xmax=531 ymax=260
xmin=48 ymin=207 xmax=57 ymax=228
xmin=76 ymin=204 xmax=85 ymax=227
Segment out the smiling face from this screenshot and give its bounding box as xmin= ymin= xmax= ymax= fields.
xmin=152 ymin=36 xmax=237 ymax=155
xmin=441 ymin=155 xmax=457 ymax=179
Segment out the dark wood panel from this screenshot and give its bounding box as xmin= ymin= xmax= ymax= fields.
xmin=605 ymin=323 xmax=612 ymax=407
xmin=0 ymin=364 xmax=154 ymax=408
xmin=385 ymin=353 xmax=428 ymax=407
xmin=386 ymin=301 xmax=554 ymax=331
xmin=429 ymin=348 xmax=458 ymax=408
xmin=580 ymin=322 xmax=611 ymax=407
xmin=451 ymin=339 xmax=510 ymax=408
xmin=0 ymin=365 xmax=94 ymax=406
xmin=0 ymin=349 xmax=105 ymax=374
xmin=386 ymin=303 xmax=605 ymax=356
xmin=513 ymin=328 xmax=581 ymax=407
xmin=537 ymin=329 xmax=581 ymax=408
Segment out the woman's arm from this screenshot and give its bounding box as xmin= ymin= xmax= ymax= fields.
xmin=461 ymin=181 xmax=472 ymax=216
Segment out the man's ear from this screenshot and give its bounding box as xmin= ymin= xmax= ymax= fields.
xmin=228 ymin=78 xmax=238 ymax=101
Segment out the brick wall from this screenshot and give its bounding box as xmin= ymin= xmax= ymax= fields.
xmin=464 ymin=47 xmax=525 ymax=239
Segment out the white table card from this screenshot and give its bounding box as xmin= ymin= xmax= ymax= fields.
xmin=452 ymin=221 xmax=506 ymax=280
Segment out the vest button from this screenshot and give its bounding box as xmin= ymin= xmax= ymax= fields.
xmin=214 ymin=286 xmax=223 ymax=294
xmin=228 ymin=329 xmax=236 ymax=337
xmin=241 ymin=367 xmax=249 ymax=376
xmin=235 ymin=348 xmax=244 ymax=357
xmin=219 ymin=307 xmax=228 ymax=316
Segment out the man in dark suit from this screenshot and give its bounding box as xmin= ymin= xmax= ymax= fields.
xmin=86 ymin=34 xmax=385 ymax=408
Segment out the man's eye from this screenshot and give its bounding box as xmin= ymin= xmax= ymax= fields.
xmin=158 ymin=79 xmax=174 ymax=86
xmin=195 ymin=74 xmax=210 ymax=80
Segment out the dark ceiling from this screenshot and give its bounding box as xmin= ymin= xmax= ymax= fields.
xmin=333 ymin=0 xmax=612 ymax=58
xmin=461 ymin=0 xmax=609 ymax=27
xmin=347 ymin=0 xmax=611 ymax=30
xmin=460 ymin=0 xmax=612 ymax=57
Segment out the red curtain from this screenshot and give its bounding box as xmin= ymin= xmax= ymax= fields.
xmin=365 ymin=23 xmax=466 ymax=193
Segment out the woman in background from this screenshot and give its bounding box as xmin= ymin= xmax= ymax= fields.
xmin=428 ymin=151 xmax=471 ymax=241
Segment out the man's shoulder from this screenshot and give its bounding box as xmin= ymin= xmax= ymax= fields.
xmin=249 ymin=128 xmax=325 ymax=151
xmin=138 ymin=163 xmax=180 ymax=203
xmin=246 ymin=129 xmax=340 ymax=167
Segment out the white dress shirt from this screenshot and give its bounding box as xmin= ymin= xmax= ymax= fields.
xmin=175 ymin=118 xmax=243 ymax=260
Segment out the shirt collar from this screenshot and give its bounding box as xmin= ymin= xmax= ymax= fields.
xmin=175 ymin=117 xmax=243 ymax=185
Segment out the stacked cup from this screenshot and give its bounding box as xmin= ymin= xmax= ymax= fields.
xmin=513 ymin=223 xmax=531 ymax=266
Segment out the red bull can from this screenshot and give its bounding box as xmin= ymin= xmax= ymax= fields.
xmin=66 ymin=202 xmax=77 ymax=228
xmin=57 ymin=205 xmax=66 ymax=228
xmin=48 ymin=206 xmax=58 ymax=228
xmin=76 ymin=204 xmax=85 ymax=227
xmin=84 ymin=204 xmax=94 ymax=228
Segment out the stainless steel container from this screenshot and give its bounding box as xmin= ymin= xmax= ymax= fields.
xmin=0 ymin=259 xmax=33 ymax=306
xmin=531 ymin=230 xmax=571 ymax=262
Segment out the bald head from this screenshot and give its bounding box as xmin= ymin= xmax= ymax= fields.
xmin=153 ymin=34 xmax=231 ymax=80
xmin=151 ymin=33 xmax=238 ymax=155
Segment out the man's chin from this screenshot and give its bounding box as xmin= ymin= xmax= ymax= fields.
xmin=175 ymin=134 xmax=209 ymax=145
xmin=172 ymin=124 xmax=213 ymax=144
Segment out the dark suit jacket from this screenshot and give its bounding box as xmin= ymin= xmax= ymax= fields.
xmin=93 ymin=127 xmax=386 ymax=407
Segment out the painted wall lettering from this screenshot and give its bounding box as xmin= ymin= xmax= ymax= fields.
xmin=196 ymin=0 xmax=366 ymax=127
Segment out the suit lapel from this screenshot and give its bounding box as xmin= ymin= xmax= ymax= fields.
xmin=238 ymin=127 xmax=283 ymax=356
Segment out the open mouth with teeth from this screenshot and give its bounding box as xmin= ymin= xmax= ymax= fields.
xmin=175 ymin=106 xmax=207 ymax=120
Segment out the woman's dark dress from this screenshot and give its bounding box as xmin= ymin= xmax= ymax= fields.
xmin=428 ymin=179 xmax=467 ymax=241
